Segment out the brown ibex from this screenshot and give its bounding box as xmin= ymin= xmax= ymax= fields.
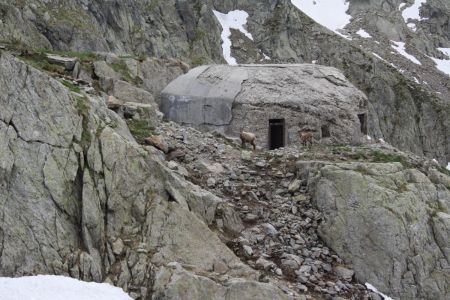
xmin=240 ymin=131 xmax=256 ymax=150
xmin=299 ymin=130 xmax=314 ymax=147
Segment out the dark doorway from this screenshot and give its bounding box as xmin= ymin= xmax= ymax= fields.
xmin=358 ymin=114 xmax=367 ymax=134
xmin=321 ymin=125 xmax=330 ymax=138
xmin=269 ymin=119 xmax=285 ymax=150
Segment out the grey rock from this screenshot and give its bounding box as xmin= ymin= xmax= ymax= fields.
xmin=333 ymin=266 xmax=354 ymax=282
xmin=313 ymin=162 xmax=450 ymax=299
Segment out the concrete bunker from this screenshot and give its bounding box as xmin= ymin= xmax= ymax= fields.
xmin=161 ymin=64 xmax=369 ymax=148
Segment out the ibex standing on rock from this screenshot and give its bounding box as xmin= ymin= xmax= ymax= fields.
xmin=240 ymin=131 xmax=256 ymax=150
xmin=299 ymin=130 xmax=314 ymax=147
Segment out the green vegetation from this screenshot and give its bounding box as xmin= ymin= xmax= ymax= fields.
xmin=18 ymin=52 xmax=65 ymax=74
xmin=108 ymin=61 xmax=141 ymax=84
xmin=370 ymin=150 xmax=407 ymax=165
xmin=75 ymin=96 xmax=92 ymax=148
xmin=145 ymin=0 xmax=161 ymax=12
xmin=46 ymin=50 xmax=97 ymax=63
xmin=127 ymin=119 xmax=155 ymax=143
xmin=61 ymin=79 xmax=81 ymax=93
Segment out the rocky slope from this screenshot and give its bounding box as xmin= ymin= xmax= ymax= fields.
xmin=0 ymin=43 xmax=449 ymax=299
xmin=0 ymin=51 xmax=299 ymax=299
xmin=0 ymin=1 xmax=449 ymax=300
xmin=0 ymin=0 xmax=449 ymax=164
xmin=153 ymin=119 xmax=450 ymax=300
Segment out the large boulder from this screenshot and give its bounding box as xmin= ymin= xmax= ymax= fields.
xmin=310 ymin=162 xmax=450 ymax=300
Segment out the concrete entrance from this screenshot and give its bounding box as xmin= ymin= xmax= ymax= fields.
xmin=269 ymin=119 xmax=285 ymax=150
xmin=358 ymin=113 xmax=367 ymax=134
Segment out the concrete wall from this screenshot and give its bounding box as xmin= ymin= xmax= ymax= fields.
xmin=227 ymin=103 xmax=365 ymax=149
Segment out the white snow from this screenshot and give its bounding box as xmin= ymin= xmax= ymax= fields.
xmin=365 ymin=283 xmax=395 ymax=300
xmin=434 ymin=48 xmax=450 ymax=75
xmin=356 ymin=29 xmax=372 ymax=38
xmin=402 ymin=0 xmax=427 ymax=21
xmin=372 ymin=52 xmax=386 ymax=62
xmin=438 ymin=48 xmax=450 ymax=57
xmin=391 ymin=41 xmax=422 ymax=65
xmin=372 ymin=52 xmax=404 ymax=72
xmin=0 ymin=275 xmax=132 ymax=300
xmin=263 ymin=53 xmax=271 ymax=60
xmin=402 ymin=0 xmax=427 ymax=31
xmin=378 ymin=138 xmax=386 ymax=143
xmin=447 ymin=162 xmax=450 ymax=171
xmin=213 ymin=10 xmax=253 ymax=65
xmin=413 ymin=76 xmax=420 ymax=84
xmin=399 ymin=3 xmax=406 ymax=10
xmin=430 ymin=56 xmax=450 ymax=76
xmin=290 ymin=0 xmax=352 ymax=38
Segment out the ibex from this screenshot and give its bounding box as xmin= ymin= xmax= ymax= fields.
xmin=299 ymin=131 xmax=313 ymax=147
xmin=240 ymin=131 xmax=256 ymax=150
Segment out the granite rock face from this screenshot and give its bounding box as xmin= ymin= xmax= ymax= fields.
xmin=308 ymin=161 xmax=450 ymax=300
xmin=0 ymin=52 xmax=294 ymax=299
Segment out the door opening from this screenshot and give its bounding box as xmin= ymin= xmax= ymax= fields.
xmin=269 ymin=119 xmax=285 ymax=150
xmin=358 ymin=114 xmax=367 ymax=135
xmin=321 ymin=125 xmax=330 ymax=138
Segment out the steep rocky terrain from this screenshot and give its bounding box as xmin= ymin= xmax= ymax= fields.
xmin=0 ymin=0 xmax=449 ymax=164
xmin=0 ymin=1 xmax=449 ymax=300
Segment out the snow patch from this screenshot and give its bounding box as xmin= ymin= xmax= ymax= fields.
xmin=0 ymin=275 xmax=132 ymax=300
xmin=399 ymin=3 xmax=406 ymax=10
xmin=290 ymin=0 xmax=352 ymax=38
xmin=447 ymin=162 xmax=450 ymax=171
xmin=372 ymin=52 xmax=386 ymax=62
xmin=372 ymin=52 xmax=404 ymax=72
xmin=413 ymin=76 xmax=420 ymax=84
xmin=365 ymin=283 xmax=394 ymax=300
xmin=213 ymin=10 xmax=253 ymax=65
xmin=356 ymin=29 xmax=372 ymax=38
xmin=391 ymin=41 xmax=422 ymax=65
xmin=435 ymin=48 xmax=450 ymax=74
xmin=438 ymin=48 xmax=450 ymax=57
xmin=402 ymin=0 xmax=427 ymax=31
xmin=402 ymin=0 xmax=427 ymax=21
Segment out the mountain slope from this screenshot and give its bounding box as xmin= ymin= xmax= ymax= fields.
xmin=0 ymin=0 xmax=448 ymax=165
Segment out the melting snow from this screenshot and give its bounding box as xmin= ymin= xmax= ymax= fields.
xmin=391 ymin=41 xmax=421 ymax=65
xmin=372 ymin=52 xmax=404 ymax=72
xmin=365 ymin=283 xmax=394 ymax=300
xmin=356 ymin=29 xmax=372 ymax=38
xmin=213 ymin=10 xmax=253 ymax=65
xmin=290 ymin=0 xmax=352 ymax=38
xmin=402 ymin=0 xmax=427 ymax=31
xmin=0 ymin=275 xmax=132 ymax=300
xmin=429 ymin=47 xmax=450 ymax=76
xmin=430 ymin=57 xmax=450 ymax=76
xmin=438 ymin=48 xmax=450 ymax=57
xmin=372 ymin=52 xmax=386 ymax=62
